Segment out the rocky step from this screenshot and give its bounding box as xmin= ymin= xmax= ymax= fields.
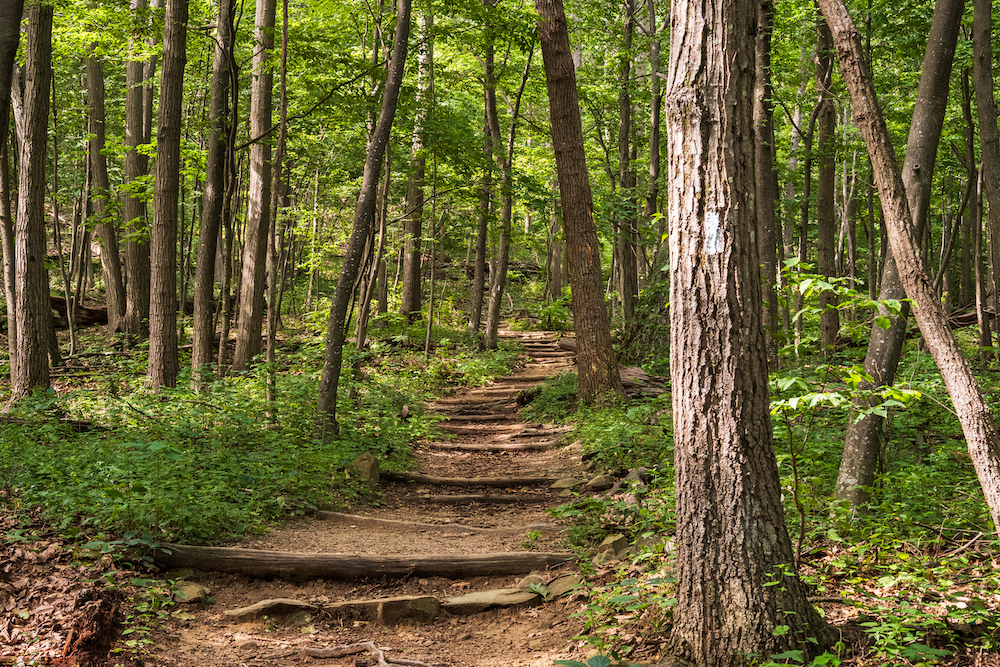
xmin=152 ymin=544 xmax=575 ymax=580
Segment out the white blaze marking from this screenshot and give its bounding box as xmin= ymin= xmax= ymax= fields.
xmin=704 ymin=210 xmax=723 ymax=255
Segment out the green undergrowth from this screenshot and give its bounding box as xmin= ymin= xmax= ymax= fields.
xmin=0 ymin=322 xmax=520 ymax=546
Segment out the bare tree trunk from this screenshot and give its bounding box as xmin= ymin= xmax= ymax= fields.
xmin=615 ymin=0 xmax=638 ymax=333
xmin=11 ymin=3 xmax=53 ymax=401
xmin=232 ymin=0 xmax=276 ymax=370
xmin=816 ymin=9 xmax=839 ymax=355
xmin=400 ymin=9 xmax=433 ymax=321
xmin=819 ymin=0 xmax=1000 ymax=537
xmin=0 ymin=0 xmax=24 ymax=376
xmin=834 ymin=0 xmax=962 ymax=508
xmin=663 ymin=0 xmax=832 ymax=661
xmin=147 ymin=0 xmax=188 ymax=391
xmin=316 ymin=0 xmax=410 ymax=438
xmin=191 ymin=0 xmax=235 ymax=389
xmin=535 ymin=0 xmax=624 ymax=405
xmin=85 ymin=48 xmax=127 ymax=335
xmin=755 ymin=0 xmax=779 ymax=364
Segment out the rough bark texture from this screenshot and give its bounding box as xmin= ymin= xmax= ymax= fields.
xmin=835 ymin=0 xmax=962 ymax=507
xmin=0 ymin=0 xmax=24 ymax=374
xmin=816 ymin=11 xmax=839 ymax=355
xmin=123 ymin=0 xmax=152 ymax=341
xmin=535 ymin=0 xmax=624 ymax=405
xmin=316 ymin=0 xmax=410 ymax=437
xmin=400 ymin=10 xmax=433 ymax=321
xmin=11 ymin=3 xmax=53 ymax=401
xmin=191 ymin=0 xmax=235 ymax=387
xmin=86 ymin=50 xmax=127 ymax=334
xmin=973 ymin=0 xmax=1000 ymax=329
xmin=232 ymin=0 xmax=276 ymax=370
xmin=663 ymin=0 xmax=832 ymax=663
xmin=754 ymin=0 xmax=778 ymax=365
xmin=616 ymin=0 xmax=638 ymax=332
xmin=817 ymin=0 xmax=1000 ymax=536
xmin=147 ymin=0 xmax=187 ymax=390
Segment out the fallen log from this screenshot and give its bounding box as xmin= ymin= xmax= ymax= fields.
xmin=384 ymin=471 xmax=559 ymax=487
xmin=402 ymin=493 xmax=551 ymax=504
xmin=314 ymin=511 xmax=556 ymax=535
xmin=151 ymin=544 xmax=574 ymax=580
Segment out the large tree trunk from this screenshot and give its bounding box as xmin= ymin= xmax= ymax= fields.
xmin=147 ymin=0 xmax=188 ymax=391
xmin=973 ymin=0 xmax=1000 ymax=332
xmin=316 ymin=0 xmax=410 ymax=438
xmin=535 ymin=0 xmax=624 ymax=406
xmin=85 ymin=49 xmax=127 ymax=335
xmin=232 ymin=0 xmax=276 ymax=370
xmin=400 ymin=9 xmax=433 ymax=322
xmin=662 ymin=0 xmax=832 ymax=663
xmin=122 ymin=0 xmax=152 ymax=341
xmin=817 ymin=0 xmax=1000 ymax=537
xmin=816 ymin=10 xmax=839 ymax=355
xmin=0 ymin=0 xmax=24 ymax=377
xmin=11 ymin=3 xmax=53 ymax=401
xmin=834 ymin=0 xmax=962 ymax=508
xmin=191 ymin=0 xmax=236 ymax=389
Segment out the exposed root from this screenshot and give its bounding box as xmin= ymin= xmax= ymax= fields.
xmin=287 ymin=641 xmax=431 ymax=666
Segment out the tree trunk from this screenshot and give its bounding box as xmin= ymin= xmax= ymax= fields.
xmin=973 ymin=0 xmax=1000 ymax=335
xmin=754 ymin=0 xmax=778 ymax=365
xmin=147 ymin=0 xmax=188 ymax=391
xmin=816 ymin=10 xmax=839 ymax=355
xmin=400 ymin=9 xmax=433 ymax=321
xmin=834 ymin=0 xmax=962 ymax=508
xmin=643 ymin=0 xmax=663 ymax=223
xmin=11 ymin=3 xmax=53 ymax=401
xmin=616 ymin=0 xmax=638 ymax=333
xmin=316 ymin=0 xmax=410 ymax=438
xmin=232 ymin=0 xmax=276 ymax=370
xmin=85 ymin=48 xmax=127 ymax=335
xmin=818 ymin=0 xmax=1000 ymax=538
xmin=0 ymin=0 xmax=24 ymax=377
xmin=123 ymin=0 xmax=152 ymax=341
xmin=663 ymin=0 xmax=832 ymax=664
xmin=191 ymin=0 xmax=235 ymax=388
xmin=535 ymin=0 xmax=624 ymax=405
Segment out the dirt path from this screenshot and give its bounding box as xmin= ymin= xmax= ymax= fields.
xmin=150 ymin=329 xmax=596 ymax=667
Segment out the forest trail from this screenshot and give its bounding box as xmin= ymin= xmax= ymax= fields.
xmin=151 ymin=329 xmax=596 ymax=667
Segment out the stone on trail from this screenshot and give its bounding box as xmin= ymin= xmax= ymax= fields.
xmin=443 ymin=588 xmax=542 ymax=615
xmin=325 ymin=595 xmax=441 ymax=625
xmin=349 ymin=453 xmax=380 ymax=488
xmin=597 ymin=534 xmax=629 ymax=557
xmin=582 ymin=474 xmax=615 ymax=492
xmin=224 ymin=598 xmax=318 ymax=624
xmin=545 ymin=574 xmax=584 ymax=600
xmin=549 ymin=478 xmax=583 ymax=490
xmin=172 ymin=581 xmax=211 ymax=604
xmin=516 ymin=572 xmax=546 ymax=591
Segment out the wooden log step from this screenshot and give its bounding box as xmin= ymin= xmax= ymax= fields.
xmin=424 ymin=439 xmax=562 ymax=452
xmin=402 ymin=493 xmax=552 ymax=505
xmin=314 ymin=511 xmax=558 ymax=535
xmin=384 ymin=471 xmax=559 ymax=487
xmin=436 ymin=423 xmax=528 ymax=435
xmin=495 ymin=425 xmax=571 ymax=440
xmin=437 ymin=414 xmax=514 ymax=423
xmin=151 ymin=544 xmax=575 ymax=580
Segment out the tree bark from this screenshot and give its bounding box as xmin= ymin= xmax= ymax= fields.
xmin=535 ymin=0 xmax=624 ymax=405
xmin=616 ymin=0 xmax=638 ymax=333
xmin=816 ymin=9 xmax=839 ymax=355
xmin=85 ymin=48 xmax=127 ymax=335
xmin=0 ymin=0 xmax=24 ymax=377
xmin=817 ymin=0 xmax=1000 ymax=537
xmin=123 ymin=0 xmax=152 ymax=341
xmin=191 ymin=0 xmax=235 ymax=389
xmin=232 ymin=0 xmax=276 ymax=370
xmin=755 ymin=0 xmax=778 ymax=365
xmin=11 ymin=3 xmax=53 ymax=401
xmin=147 ymin=0 xmax=188 ymax=391
xmin=400 ymin=9 xmax=433 ymax=321
xmin=973 ymin=0 xmax=1000 ymax=336
xmin=316 ymin=0 xmax=410 ymax=438
xmin=834 ymin=0 xmax=962 ymax=508
xmin=663 ymin=0 xmax=832 ymax=663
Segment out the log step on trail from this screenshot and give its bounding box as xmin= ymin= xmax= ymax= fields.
xmin=401 ymin=493 xmax=552 ymax=505
xmin=383 ymin=471 xmax=560 ymax=487
xmin=152 ymin=544 xmax=575 ymax=580
xmin=315 ymin=510 xmax=559 ymax=535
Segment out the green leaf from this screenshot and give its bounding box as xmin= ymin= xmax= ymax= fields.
xmin=588 ymin=657 xmax=613 ymax=667
xmin=768 ymin=649 xmax=804 ymax=663
xmin=772 ymin=624 xmax=790 ymax=636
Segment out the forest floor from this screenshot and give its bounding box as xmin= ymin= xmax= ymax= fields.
xmin=140 ymin=329 xmax=598 ymax=667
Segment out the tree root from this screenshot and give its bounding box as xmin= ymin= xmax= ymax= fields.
xmin=280 ymin=641 xmax=430 ymax=666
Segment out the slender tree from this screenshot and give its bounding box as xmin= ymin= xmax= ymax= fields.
xmin=816 ymin=9 xmax=839 ymax=355
xmin=755 ymin=0 xmax=779 ymax=364
xmin=147 ymin=0 xmax=188 ymax=390
xmin=317 ymin=0 xmax=411 ymax=438
xmin=535 ymin=0 xmax=624 ymax=405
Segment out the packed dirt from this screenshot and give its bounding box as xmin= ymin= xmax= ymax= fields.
xmin=2 ymin=329 xmax=621 ymax=667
